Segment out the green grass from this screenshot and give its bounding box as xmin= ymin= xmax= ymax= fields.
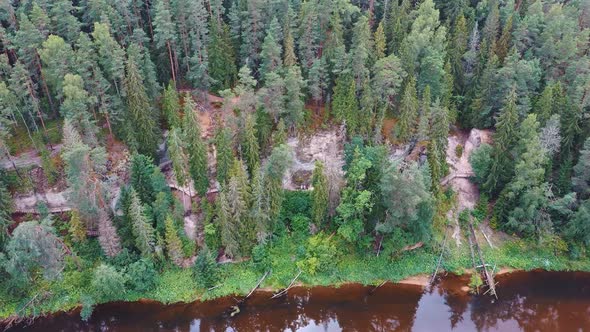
xmin=2 ymin=237 xmax=590 ymax=322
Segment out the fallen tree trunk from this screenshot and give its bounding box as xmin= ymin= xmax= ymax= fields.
xmin=271 ymin=270 xmax=302 ymax=299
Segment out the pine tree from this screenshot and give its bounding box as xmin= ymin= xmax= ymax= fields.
xmin=92 ymin=23 xmax=126 ymax=97
xmin=124 ymin=52 xmax=160 ymax=159
xmin=61 ymin=73 xmax=96 ymax=144
xmin=128 ymin=189 xmax=156 ymax=257
xmin=161 ymin=81 xmax=181 ymax=128
xmin=400 ymin=0 xmax=447 ymax=98
xmin=372 ymin=53 xmax=406 ymax=110
xmin=398 ymin=77 xmax=419 ymax=142
xmin=164 ymin=215 xmax=183 ymax=265
xmin=153 ymin=0 xmax=179 ymax=83
xmin=49 ymin=0 xmax=81 ymax=43
xmin=39 ymin=35 xmax=75 ymax=101
xmin=183 ymin=96 xmax=209 ymax=196
xmin=311 ymin=160 xmax=329 ymax=228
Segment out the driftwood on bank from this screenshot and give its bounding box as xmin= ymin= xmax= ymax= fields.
xmin=244 ymin=271 xmax=270 ymax=302
xmin=469 ymin=220 xmax=497 ymax=299
xmin=271 ymin=270 xmax=302 ymax=299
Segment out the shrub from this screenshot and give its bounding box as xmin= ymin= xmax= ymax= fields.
xmin=469 ymin=143 xmax=493 ymax=185
xmin=455 ymin=144 xmax=463 ymax=158
xmin=296 ymin=232 xmax=338 ymax=276
xmin=91 ymin=264 xmax=126 ymax=302
xmin=291 ymin=214 xmax=311 ymax=236
xmin=125 ymin=258 xmax=157 ymax=292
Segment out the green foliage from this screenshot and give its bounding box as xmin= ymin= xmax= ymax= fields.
xmin=125 ymin=258 xmax=157 ymax=292
xmin=296 ymin=232 xmax=338 ymax=276
xmin=193 ymin=247 xmax=219 ymax=288
xmin=91 ymin=264 xmax=126 ymax=302
xmin=215 ymin=127 xmax=234 ymax=185
xmin=311 ymin=161 xmax=329 ymax=228
xmin=470 ymin=143 xmax=493 ymax=186
xmin=3 ymin=219 xmax=65 ymax=289
xmin=161 ymin=82 xmax=181 ymax=128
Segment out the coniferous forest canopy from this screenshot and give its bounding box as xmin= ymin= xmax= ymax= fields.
xmin=0 ymin=0 xmax=590 ymax=322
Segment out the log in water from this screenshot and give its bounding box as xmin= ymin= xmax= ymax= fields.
xmin=11 ymin=270 xmax=590 ymax=331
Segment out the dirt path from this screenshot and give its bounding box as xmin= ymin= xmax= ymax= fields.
xmin=445 ymin=129 xmax=493 ymax=246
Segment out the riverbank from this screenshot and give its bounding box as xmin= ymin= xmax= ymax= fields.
xmin=11 ymin=270 xmax=590 ymax=331
xmin=2 ymin=236 xmax=590 ymax=328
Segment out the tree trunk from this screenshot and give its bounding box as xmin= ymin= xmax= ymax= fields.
xmin=167 ymin=41 xmax=177 ymax=84
xmin=35 ymin=54 xmax=57 ymax=118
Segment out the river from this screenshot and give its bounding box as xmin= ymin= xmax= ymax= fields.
xmin=10 ymin=271 xmax=590 ymax=331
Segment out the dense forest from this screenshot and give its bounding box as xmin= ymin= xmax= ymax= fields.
xmin=1 ymin=0 xmax=590 ymax=322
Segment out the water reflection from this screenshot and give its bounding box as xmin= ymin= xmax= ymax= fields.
xmin=11 ymin=271 xmax=590 ymax=331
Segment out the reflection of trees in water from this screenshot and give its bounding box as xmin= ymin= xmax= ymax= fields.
xmin=469 ymin=272 xmax=590 ymax=331
xmin=22 ymin=272 xmax=590 ymax=331
xmin=198 ymin=285 xmax=423 ymax=331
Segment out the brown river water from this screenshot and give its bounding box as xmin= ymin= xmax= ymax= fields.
xmin=10 ymin=270 xmax=590 ymax=331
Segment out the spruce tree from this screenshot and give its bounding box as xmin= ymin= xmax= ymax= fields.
xmin=283 ymin=65 xmax=306 ymax=129
xmin=241 ymin=113 xmax=260 ymax=175
xmin=485 ymin=87 xmax=520 ymax=195
xmin=215 ymin=127 xmax=234 ymax=185
xmin=208 ymin=22 xmax=237 ymax=92
xmin=124 ymin=52 xmax=160 ymax=159
xmin=183 ymin=96 xmax=209 ymax=196
xmin=128 ymin=189 xmax=156 ymax=257
xmin=161 ymin=81 xmax=181 ymax=128
xmin=216 ymin=190 xmax=238 ymax=258
xmin=398 ymin=77 xmax=419 ymax=143
xmin=311 ymin=160 xmax=329 ymax=228
xmin=374 ymin=21 xmax=387 ymax=60
xmin=167 ymin=127 xmax=190 ymax=200
xmin=164 ymin=215 xmax=183 ymax=265
xmin=259 ymin=17 xmax=283 ymax=79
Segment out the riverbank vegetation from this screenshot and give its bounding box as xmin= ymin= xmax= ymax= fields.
xmin=1 ymin=0 xmax=590 ymax=324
